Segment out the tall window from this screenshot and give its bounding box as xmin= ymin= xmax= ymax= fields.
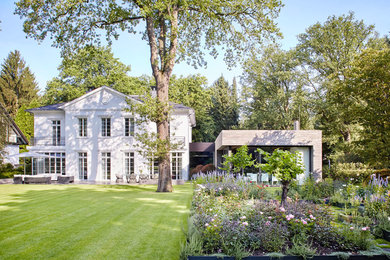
xmin=102 ymin=152 xmax=111 ymax=180
xmin=78 ymin=118 xmax=87 ymax=137
xmin=52 ymin=120 xmax=61 ymax=145
xmin=124 ymin=118 xmax=135 ymax=137
xmin=148 ymin=157 xmax=159 ymax=179
xmin=171 ymin=152 xmax=182 ymax=180
xmin=79 ymin=152 xmax=88 ymax=180
xmin=101 ymin=118 xmax=111 ymax=137
xmin=124 ymin=152 xmax=134 ymax=175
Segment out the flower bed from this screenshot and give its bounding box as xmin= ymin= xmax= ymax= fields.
xmin=181 ymin=174 xmax=389 ymax=260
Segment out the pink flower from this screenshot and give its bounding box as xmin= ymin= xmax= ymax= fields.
xmin=265 ymin=221 xmax=271 ymax=226
xmin=268 ymin=216 xmax=272 ymax=220
xmin=286 ymin=214 xmax=294 ymax=221
xmin=362 ymin=227 xmax=370 ymax=231
xmin=309 ymin=214 xmax=316 ymax=220
xmin=301 ymin=219 xmax=307 ymax=225
xmin=211 ymin=218 xmax=214 ymax=222
xmin=280 ymin=207 xmax=286 ymax=212
xmin=242 ymin=222 xmax=248 ymax=226
xmin=350 ymin=227 xmax=354 ymax=230
xmin=214 ymin=225 xmax=217 ymax=227
xmin=205 ymin=223 xmax=209 ymax=227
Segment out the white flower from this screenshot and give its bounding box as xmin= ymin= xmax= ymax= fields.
xmin=280 ymin=207 xmax=286 ymax=212
xmin=242 ymin=222 xmax=248 ymax=226
xmin=350 ymin=226 xmax=354 ymax=230
xmin=205 ymin=223 xmax=209 ymax=227
xmin=240 ymin=216 xmax=247 ymax=220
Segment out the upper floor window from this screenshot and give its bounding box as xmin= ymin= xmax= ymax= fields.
xmin=78 ymin=118 xmax=87 ymax=137
xmin=124 ymin=118 xmax=135 ymax=137
xmin=52 ymin=120 xmax=61 ymax=146
xmin=101 ymin=117 xmax=111 ymax=137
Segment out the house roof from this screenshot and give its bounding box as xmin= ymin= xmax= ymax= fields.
xmin=0 ymin=103 xmax=29 ymax=145
xmin=25 ymin=86 xmax=196 ymax=126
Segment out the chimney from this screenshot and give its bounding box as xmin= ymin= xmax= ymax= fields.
xmin=150 ymin=85 xmax=157 ymax=98
xmin=294 ymin=120 xmax=300 ymax=130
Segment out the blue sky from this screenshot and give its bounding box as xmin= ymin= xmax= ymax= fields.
xmin=0 ymin=0 xmax=389 ymax=93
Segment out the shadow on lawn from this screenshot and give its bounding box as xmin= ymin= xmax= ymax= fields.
xmin=0 ymin=184 xmax=193 ymax=259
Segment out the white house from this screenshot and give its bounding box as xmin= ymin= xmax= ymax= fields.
xmin=26 ymin=86 xmax=195 ymax=182
xmin=0 ymin=104 xmax=29 ymax=165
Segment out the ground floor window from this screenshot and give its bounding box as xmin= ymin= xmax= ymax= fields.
xmin=171 ymin=152 xmax=182 ymax=180
xmin=32 ymin=152 xmax=66 ymax=175
xmin=102 ymin=152 xmax=111 ymax=180
xmin=124 ymin=152 xmax=134 ymax=175
xmin=148 ymin=157 xmax=159 ymax=179
xmin=79 ymin=152 xmax=88 ymax=180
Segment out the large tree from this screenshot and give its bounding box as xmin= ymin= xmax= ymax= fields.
xmin=16 ymin=0 xmax=281 ymax=192
xmin=44 ymin=45 xmax=150 ymax=104
xmin=296 ymin=12 xmax=384 ymax=162
xmin=241 ymin=45 xmax=311 ymax=130
xmin=345 ymin=48 xmax=390 ymax=168
xmin=0 ymin=50 xmax=39 ymax=118
xmin=169 ymin=74 xmax=214 ymax=142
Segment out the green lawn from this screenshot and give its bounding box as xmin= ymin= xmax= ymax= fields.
xmin=0 ymin=184 xmax=193 ymax=260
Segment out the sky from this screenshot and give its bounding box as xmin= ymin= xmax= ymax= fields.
xmin=0 ymin=0 xmax=389 ymax=93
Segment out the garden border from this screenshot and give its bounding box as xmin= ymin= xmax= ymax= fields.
xmin=188 ymin=254 xmax=389 ymax=260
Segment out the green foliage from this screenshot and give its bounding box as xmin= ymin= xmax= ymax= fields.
xmin=296 ymin=12 xmax=385 ymax=162
xmin=0 ymin=163 xmax=23 ymax=179
xmin=285 ymin=236 xmax=317 ymax=260
xmin=169 ymin=74 xmax=214 ymax=142
xmin=43 ymin=45 xmax=150 ymax=104
xmin=0 ymin=50 xmax=38 ymax=118
xmin=258 ymin=149 xmax=304 ymax=183
xmin=241 ymin=45 xmax=311 ymax=130
xmin=220 ymin=145 xmax=255 ymax=174
xmin=345 ymin=48 xmax=390 ymax=168
xmin=329 ymin=162 xmax=372 ymax=184
xmin=209 ymin=76 xmax=239 ymax=139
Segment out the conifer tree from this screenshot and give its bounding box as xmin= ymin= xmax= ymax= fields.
xmin=0 ymin=50 xmax=38 ymax=118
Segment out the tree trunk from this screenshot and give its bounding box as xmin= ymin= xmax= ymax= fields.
xmin=156 ymin=76 xmax=173 ymax=192
xmin=281 ymin=181 xmax=289 ymax=206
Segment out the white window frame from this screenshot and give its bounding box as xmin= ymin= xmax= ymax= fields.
xmin=102 ymin=152 xmax=111 ymax=180
xmin=148 ymin=157 xmax=159 ymax=179
xmin=171 ymin=152 xmax=183 ymax=180
xmin=78 ymin=118 xmax=87 ymax=137
xmin=78 ymin=152 xmax=88 ymax=180
xmin=124 ymin=117 xmax=135 ymax=137
xmin=101 ymin=117 xmax=111 ymax=137
xmin=124 ymin=152 xmax=135 ymax=176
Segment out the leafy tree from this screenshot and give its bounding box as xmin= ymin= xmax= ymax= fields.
xmin=16 ymin=0 xmax=281 ymax=192
xmin=169 ymin=74 xmax=215 ymax=142
xmin=258 ymin=149 xmax=304 ymax=205
xmin=43 ymin=45 xmax=150 ymax=104
xmin=0 ymin=50 xmax=39 ymax=117
xmin=241 ymin=45 xmax=311 ymax=130
xmin=14 ymin=99 xmax=41 ymax=152
xmin=0 ymin=104 xmax=8 ymax=162
xmin=345 ymin=48 xmax=390 ymax=168
xmin=210 ymin=76 xmax=239 ymax=138
xmin=220 ymin=145 xmax=255 ymax=174
xmin=296 ymin=12 xmax=384 ymax=162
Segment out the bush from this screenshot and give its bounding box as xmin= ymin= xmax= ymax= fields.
xmin=329 ymin=162 xmax=372 ymax=184
xmin=201 ymin=164 xmax=216 ymax=173
xmin=0 ymin=163 xmax=23 ymax=179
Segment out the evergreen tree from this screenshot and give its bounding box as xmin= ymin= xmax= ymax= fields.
xmin=209 ymin=76 xmax=239 ymax=138
xmin=0 ymin=50 xmax=39 ymax=117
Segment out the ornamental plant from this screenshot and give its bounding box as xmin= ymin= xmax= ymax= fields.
xmin=257 ymin=148 xmax=304 ymax=205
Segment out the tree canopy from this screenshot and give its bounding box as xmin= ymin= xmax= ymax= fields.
xmin=44 ymin=45 xmax=150 ymax=104
xmin=0 ymin=50 xmax=39 ymax=118
xmin=241 ymin=45 xmax=311 ymax=130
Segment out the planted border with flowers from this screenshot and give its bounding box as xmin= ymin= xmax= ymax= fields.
xmin=181 ymin=173 xmax=383 ymax=259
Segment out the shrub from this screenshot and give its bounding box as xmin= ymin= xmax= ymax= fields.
xmin=329 ymin=162 xmax=372 ymax=184
xmin=201 ymin=164 xmax=216 ymax=173
xmin=0 ymin=163 xmax=23 ymax=179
